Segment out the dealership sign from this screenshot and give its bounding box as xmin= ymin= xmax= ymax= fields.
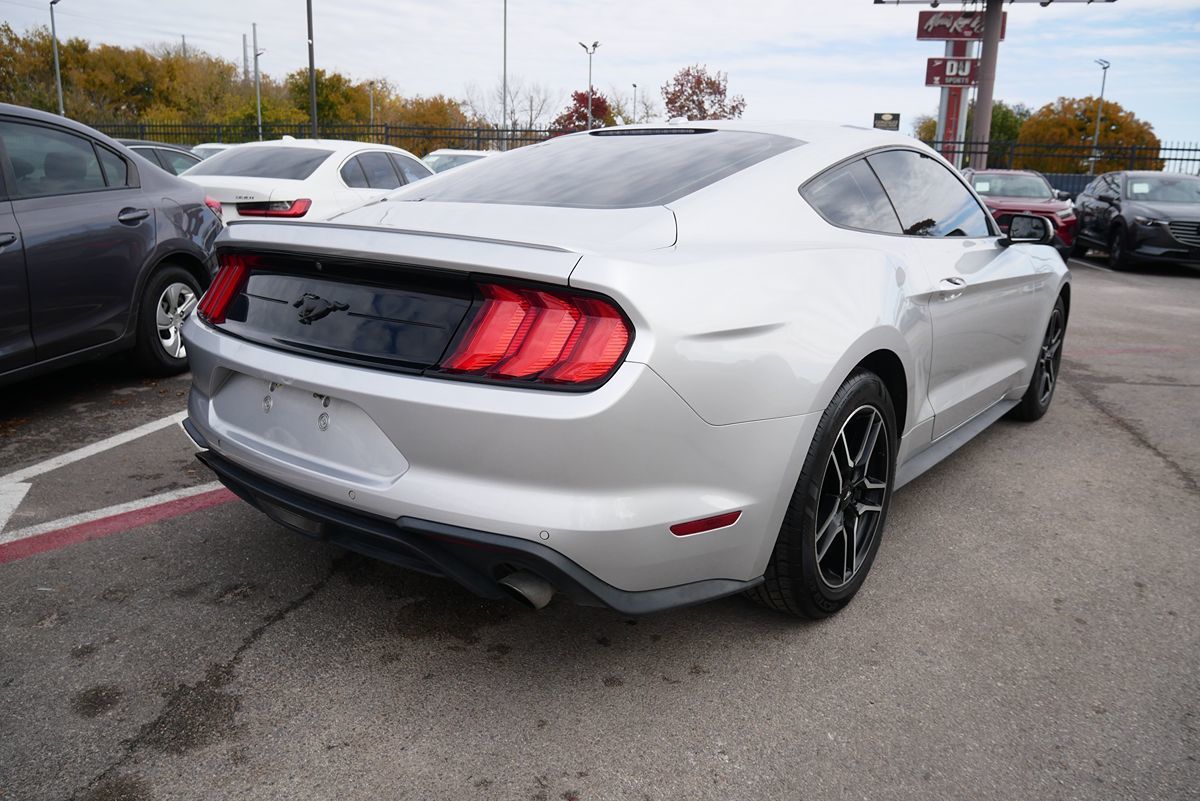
xmin=925 ymin=57 xmax=980 ymax=87
xmin=916 ymin=11 xmax=1006 ymax=41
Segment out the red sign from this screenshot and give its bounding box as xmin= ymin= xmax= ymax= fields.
xmin=926 ymin=57 xmax=980 ymax=87
xmin=917 ymin=11 xmax=1006 ymax=41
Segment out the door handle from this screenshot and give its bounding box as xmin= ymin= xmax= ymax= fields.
xmin=0 ymin=232 xmax=16 ymax=248
xmin=117 ymin=208 xmax=150 ymax=224
xmin=939 ymin=276 xmax=966 ymax=301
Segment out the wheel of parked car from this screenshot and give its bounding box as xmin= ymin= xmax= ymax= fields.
xmin=1108 ymin=225 xmax=1130 ymax=270
xmin=1008 ymin=295 xmax=1067 ymax=423
xmin=748 ymin=370 xmax=897 ymax=618
xmin=135 ymin=264 xmax=202 ymax=375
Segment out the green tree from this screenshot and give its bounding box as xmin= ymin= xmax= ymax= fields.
xmin=284 ymin=68 xmax=370 ymax=125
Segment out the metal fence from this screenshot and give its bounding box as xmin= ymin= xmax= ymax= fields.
xmin=929 ymin=139 xmax=1200 ymax=176
xmin=89 ymin=122 xmax=553 ymax=158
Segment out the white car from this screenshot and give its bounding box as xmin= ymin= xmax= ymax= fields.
xmin=182 ymin=122 xmax=1069 ymax=618
xmin=423 ymin=148 xmax=493 ymax=173
xmin=182 ymin=139 xmax=433 ymax=222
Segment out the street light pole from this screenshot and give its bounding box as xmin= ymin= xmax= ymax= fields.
xmin=306 ymin=0 xmax=318 ymax=138
xmin=368 ymin=80 xmax=375 ymax=131
xmin=252 ymin=23 xmax=263 ymax=141
xmin=632 ymin=83 xmax=637 ymax=124
xmin=578 ymin=41 xmax=599 ymax=130
xmin=49 ymin=0 xmax=64 ymax=116
xmin=1090 ymin=59 xmax=1111 ymax=170
xmin=501 ymin=0 xmax=507 ymax=150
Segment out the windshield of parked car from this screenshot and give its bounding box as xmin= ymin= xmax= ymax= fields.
xmin=424 ymin=153 xmax=485 ymax=172
xmin=1125 ymin=174 xmax=1200 ymax=203
xmin=183 ymin=146 xmax=331 ymax=179
xmin=394 ymin=129 xmax=803 ymax=209
xmin=970 ymin=173 xmax=1053 ymax=199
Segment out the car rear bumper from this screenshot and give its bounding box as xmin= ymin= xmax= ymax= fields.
xmin=181 ymin=316 xmax=818 ymax=595
xmin=189 ymin=436 xmax=760 ymax=615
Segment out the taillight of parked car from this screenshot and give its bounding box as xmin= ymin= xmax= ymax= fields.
xmin=204 ymin=195 xmax=223 ymax=219
xmin=236 ymin=198 xmax=312 ymax=218
xmin=196 ymin=253 xmax=254 ymax=324
xmin=440 ymin=282 xmax=631 ymax=386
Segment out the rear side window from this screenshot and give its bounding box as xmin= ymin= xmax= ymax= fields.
xmin=803 ymin=159 xmax=901 ymax=234
xmin=97 ymin=145 xmax=129 ymax=186
xmin=867 ymin=149 xmax=992 ymax=238
xmin=357 ymin=151 xmax=402 ymax=189
xmin=340 ymin=157 xmax=369 ymax=188
xmin=156 ymin=148 xmax=200 ymax=176
xmin=391 ymin=154 xmax=432 ymax=184
xmin=0 ymin=121 xmax=106 ymax=197
xmin=396 ymin=129 xmax=804 ymax=209
xmin=186 ymin=146 xmax=331 ymax=179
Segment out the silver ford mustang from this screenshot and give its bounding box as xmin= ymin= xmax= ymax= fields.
xmin=182 ymin=121 xmax=1069 ymax=618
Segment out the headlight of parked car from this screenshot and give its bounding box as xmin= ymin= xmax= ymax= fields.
xmin=1134 ymin=215 xmax=1168 ymax=226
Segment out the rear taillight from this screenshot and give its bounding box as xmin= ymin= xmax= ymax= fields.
xmin=441 ymin=281 xmax=631 ymax=387
xmin=236 ymin=198 xmax=312 ymax=218
xmin=196 ymin=253 xmax=252 ymax=324
xmin=204 ymin=195 xmax=223 ymax=219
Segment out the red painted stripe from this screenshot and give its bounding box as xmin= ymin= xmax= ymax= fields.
xmin=0 ymin=487 xmax=236 ymax=565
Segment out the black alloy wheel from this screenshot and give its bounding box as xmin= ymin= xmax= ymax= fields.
xmin=749 ymin=370 xmax=897 ymax=618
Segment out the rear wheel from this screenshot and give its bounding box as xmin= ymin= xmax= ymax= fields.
xmin=1008 ymin=295 xmax=1066 ymax=423
xmin=748 ymin=371 xmax=897 ymax=618
xmin=134 ymin=264 xmax=201 ymax=376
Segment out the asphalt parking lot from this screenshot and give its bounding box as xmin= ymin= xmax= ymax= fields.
xmin=1 ymin=256 xmax=1197 ymax=801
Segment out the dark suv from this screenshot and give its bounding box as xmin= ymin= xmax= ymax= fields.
xmin=1074 ymin=171 xmax=1200 ymax=270
xmin=0 ymin=104 xmax=223 ymax=385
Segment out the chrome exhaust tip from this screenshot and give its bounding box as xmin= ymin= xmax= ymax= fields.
xmin=497 ymin=571 xmax=555 ymax=610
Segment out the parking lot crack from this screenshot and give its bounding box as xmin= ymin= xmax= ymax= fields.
xmin=69 ymin=556 xmax=342 ymax=799
xmin=1063 ymin=375 xmax=1199 ymax=495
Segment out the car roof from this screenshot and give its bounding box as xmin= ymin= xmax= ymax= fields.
xmin=427 ymin=149 xmax=492 ymax=157
xmin=118 ymin=139 xmax=196 ymax=152
xmin=235 ymin=138 xmax=412 ymax=157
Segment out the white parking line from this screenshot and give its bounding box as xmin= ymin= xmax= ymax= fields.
xmin=0 ymin=480 xmax=224 ymax=546
xmin=0 ymin=482 xmax=32 ymax=534
xmin=0 ymin=410 xmax=188 ymax=484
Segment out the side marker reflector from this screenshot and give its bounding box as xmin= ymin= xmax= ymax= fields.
xmin=670 ymin=510 xmax=742 ymax=537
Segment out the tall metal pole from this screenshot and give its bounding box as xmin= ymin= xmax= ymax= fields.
xmin=501 ymin=0 xmax=507 ymax=150
xmin=968 ymin=0 xmax=1004 ymax=169
xmin=1090 ymin=59 xmax=1110 ymax=170
xmin=181 ymin=34 xmax=187 ymax=59
xmin=632 ymin=83 xmax=637 ymax=124
xmin=50 ymin=0 xmax=64 ymax=116
xmin=252 ymin=23 xmax=263 ymax=141
xmin=242 ymin=34 xmax=249 ymax=83
xmin=578 ymin=41 xmax=598 ymax=130
xmin=306 ymin=0 xmax=318 ymax=138
xmin=368 ymin=80 xmax=375 ymax=130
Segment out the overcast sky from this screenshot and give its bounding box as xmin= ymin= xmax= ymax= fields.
xmin=2 ymin=0 xmax=1198 ymax=141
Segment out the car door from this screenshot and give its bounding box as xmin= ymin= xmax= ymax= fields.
xmin=0 ymin=119 xmax=156 ymax=361
xmin=336 ymin=151 xmax=403 ymax=212
xmin=0 ymin=168 xmax=34 ymax=374
xmin=867 ymin=148 xmax=1047 ymax=439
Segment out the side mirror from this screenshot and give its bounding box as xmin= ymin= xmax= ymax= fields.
xmin=1097 ymin=193 xmax=1118 ymax=204
xmin=1055 ymin=190 xmax=1071 ymax=201
xmin=1000 ymin=213 xmax=1055 ymax=247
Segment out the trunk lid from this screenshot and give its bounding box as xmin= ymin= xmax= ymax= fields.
xmin=181 ymin=177 xmax=310 ymax=220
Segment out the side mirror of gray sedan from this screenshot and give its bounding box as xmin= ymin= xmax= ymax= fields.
xmin=1000 ymin=214 xmax=1055 ymax=247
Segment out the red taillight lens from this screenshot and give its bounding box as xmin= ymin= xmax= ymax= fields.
xmin=204 ymin=195 xmax=223 ymax=219
xmin=441 ymin=282 xmax=631 ymax=387
xmin=236 ymin=198 xmax=312 ymax=218
xmin=197 ymin=254 xmax=250 ymax=324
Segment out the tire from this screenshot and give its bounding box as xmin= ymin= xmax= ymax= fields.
xmin=1007 ymin=295 xmax=1066 ymax=423
xmin=748 ymin=371 xmax=897 ymax=618
xmin=134 ymin=264 xmax=202 ymax=376
xmin=1108 ymin=225 xmax=1131 ymax=271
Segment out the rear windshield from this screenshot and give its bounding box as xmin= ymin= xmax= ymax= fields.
xmin=971 ymin=173 xmax=1053 ymax=199
xmin=395 ymin=129 xmax=803 ymax=209
xmin=184 ymin=146 xmax=331 ymax=179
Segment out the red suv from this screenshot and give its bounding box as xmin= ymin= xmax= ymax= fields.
xmin=963 ymin=169 xmax=1077 ymax=257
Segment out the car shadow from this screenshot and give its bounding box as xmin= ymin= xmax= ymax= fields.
xmin=1073 ymin=249 xmax=1200 ymax=278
